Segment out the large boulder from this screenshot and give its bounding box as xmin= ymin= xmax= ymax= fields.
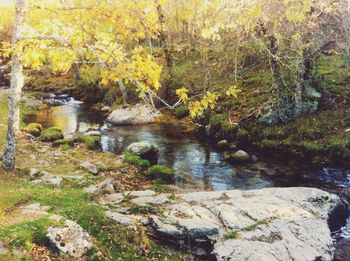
xmin=127 ymin=142 xmax=159 ymax=164
xmin=107 ymin=104 xmax=161 ymax=125
xmin=144 ymin=187 xmax=340 ymax=260
xmin=47 ymin=220 xmax=93 ymax=258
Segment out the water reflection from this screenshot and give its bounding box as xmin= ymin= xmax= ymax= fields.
xmin=24 ymin=98 xmax=350 ymax=241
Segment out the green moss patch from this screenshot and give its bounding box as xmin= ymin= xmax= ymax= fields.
xmin=39 ymin=127 xmax=63 ymax=142
xmin=23 ymin=123 xmax=43 ymax=137
xmin=75 ymin=134 xmax=101 ymax=150
xmin=144 ymin=165 xmax=174 ymax=183
xmin=123 ymin=151 xmax=150 ymax=168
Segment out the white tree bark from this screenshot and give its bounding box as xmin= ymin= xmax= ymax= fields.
xmin=2 ymin=0 xmax=25 ymax=171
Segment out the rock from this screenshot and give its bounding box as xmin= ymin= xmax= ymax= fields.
xmin=50 ymin=214 xmax=64 ymax=222
xmin=101 ymin=106 xmax=111 ymax=112
xmin=29 ymin=168 xmax=42 ymax=178
xmin=105 ymin=211 xmax=140 ymax=227
xmin=19 ymin=203 xmax=49 ymax=216
xmin=334 ymin=239 xmax=350 ymax=261
xmin=80 ymin=162 xmax=98 ymax=175
xmin=0 ymin=241 xmax=8 ymax=255
xmin=225 ymin=150 xmax=250 ymax=163
xmin=47 ymin=220 xmax=93 ymax=258
xmin=39 ymin=127 xmax=64 ymax=142
xmin=23 ymin=123 xmax=42 ymax=137
xmin=84 ymin=130 xmax=101 ymax=137
xmin=129 ymin=190 xmax=156 ymax=197
xmin=145 ymin=187 xmax=340 ymax=259
xmin=217 ymin=140 xmax=229 ymax=149
xmin=85 ymin=178 xmax=116 ymax=196
xmin=31 ymin=173 xmax=63 ymax=187
xmin=251 ymin=155 xmax=258 ymax=163
xmin=127 ymin=142 xmax=159 ymax=163
xmin=107 ymin=104 xmax=161 ymax=125
xmin=131 ymin=194 xmax=172 ymax=206
xmin=98 ymin=193 xmax=124 ymax=205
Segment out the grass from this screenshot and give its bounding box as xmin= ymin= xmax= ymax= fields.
xmin=0 ymin=92 xmax=184 ymax=260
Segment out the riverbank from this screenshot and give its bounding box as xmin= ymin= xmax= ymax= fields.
xmin=0 ymin=89 xmax=349 ymax=260
xmin=0 ymin=90 xmax=186 ymax=260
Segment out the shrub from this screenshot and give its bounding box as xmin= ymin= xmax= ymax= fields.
xmin=144 ymin=165 xmax=174 ymax=183
xmin=39 ymin=127 xmax=63 ymax=142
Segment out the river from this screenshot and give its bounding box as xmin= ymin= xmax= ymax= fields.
xmin=24 ymin=94 xmax=350 ymax=244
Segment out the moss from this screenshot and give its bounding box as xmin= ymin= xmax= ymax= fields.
xmin=224 ymin=231 xmax=238 ymax=240
xmin=76 ymin=134 xmax=101 ymax=150
xmin=175 ymin=106 xmax=189 ymax=119
xmin=52 ymin=138 xmax=74 ymax=148
xmin=143 ymin=165 xmax=174 ymax=183
xmin=209 ymin=113 xmax=226 ymax=129
xmin=236 ymin=128 xmax=250 ymax=146
xmin=23 ymin=123 xmax=43 ymax=137
xmin=39 ymin=127 xmax=63 ymax=142
xmin=123 ymin=151 xmax=150 ymax=168
xmin=150 ymin=183 xmax=168 ymax=193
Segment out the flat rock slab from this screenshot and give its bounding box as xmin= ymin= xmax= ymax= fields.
xmin=147 ymin=187 xmax=340 ymax=260
xmin=31 ymin=173 xmax=62 ymax=187
xmin=99 ymin=187 xmax=341 ymax=259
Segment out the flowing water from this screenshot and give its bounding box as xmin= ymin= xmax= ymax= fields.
xmin=24 ymin=94 xmax=350 ymax=243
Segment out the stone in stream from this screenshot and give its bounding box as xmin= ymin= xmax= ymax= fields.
xmin=84 ymin=130 xmax=101 ymax=137
xmin=143 ymin=187 xmax=341 ymax=260
xmin=126 ymin=142 xmax=159 ymax=164
xmin=46 ymin=220 xmax=93 ymax=258
xmin=224 ymin=149 xmax=250 ymax=163
xmin=107 ymin=103 xmax=161 ymax=125
xmin=80 ymin=161 xmax=98 ymax=175
xmin=217 ymin=139 xmax=229 ymax=149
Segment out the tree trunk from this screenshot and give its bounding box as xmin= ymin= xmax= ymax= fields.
xmin=155 ymin=0 xmax=173 ymax=101
xmin=269 ymin=36 xmax=291 ymax=123
xmin=2 ymin=0 xmax=25 ymax=171
xmin=118 ymin=79 xmax=128 ymax=104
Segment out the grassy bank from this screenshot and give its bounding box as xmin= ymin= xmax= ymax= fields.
xmin=0 ymin=92 xmax=183 ymax=260
xmin=171 ymin=54 xmax=350 ymax=166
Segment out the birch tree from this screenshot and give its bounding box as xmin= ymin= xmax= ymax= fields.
xmin=2 ymin=0 xmax=25 ymax=171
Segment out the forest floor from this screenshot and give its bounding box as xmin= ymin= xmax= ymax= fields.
xmin=0 ymin=90 xmax=185 ymax=260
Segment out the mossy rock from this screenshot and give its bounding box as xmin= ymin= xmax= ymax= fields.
xmin=76 ymin=135 xmax=101 ymax=150
xmin=143 ymin=165 xmax=174 ymax=183
xmin=175 ymin=106 xmax=189 ymax=119
xmin=123 ymin=151 xmax=150 ymax=168
xmin=39 ymin=127 xmax=63 ymax=142
xmin=23 ymin=123 xmax=43 ymax=137
xmin=52 ymin=138 xmax=74 ymax=148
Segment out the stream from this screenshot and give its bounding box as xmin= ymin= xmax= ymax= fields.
xmin=24 ymin=94 xmax=350 ymax=245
